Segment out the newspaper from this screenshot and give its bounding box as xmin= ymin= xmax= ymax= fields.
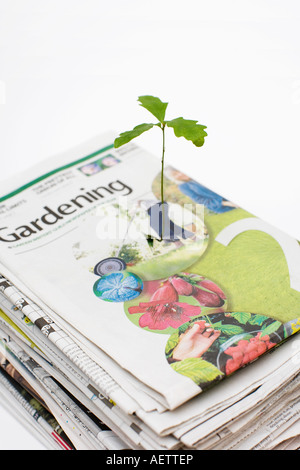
xmin=0 ymin=133 xmax=299 ymax=449
xmin=0 ymin=134 xmax=203 ymax=410
xmin=0 ymin=301 xmax=179 ymax=450
xmin=0 ymin=365 xmax=74 ymax=450
xmin=0 ymin=324 xmax=132 ymax=450
xmin=0 ymin=387 xmax=63 ymax=450
xmin=272 ymin=425 xmax=300 ymax=450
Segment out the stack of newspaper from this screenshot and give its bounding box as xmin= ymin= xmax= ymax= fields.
xmin=0 ymin=133 xmax=299 ymax=450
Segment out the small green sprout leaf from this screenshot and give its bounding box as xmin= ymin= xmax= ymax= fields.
xmin=166 ymin=117 xmax=207 ymax=147
xmin=138 ymin=95 xmax=168 ymax=124
xmin=114 ymin=95 xmax=207 ymax=227
xmin=114 ymin=123 xmax=155 ymax=148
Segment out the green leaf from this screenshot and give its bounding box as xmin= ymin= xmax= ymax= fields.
xmin=260 ymin=321 xmax=282 ymax=337
xmin=166 ymin=117 xmax=207 ymax=147
xmin=165 ymin=331 xmax=180 ymax=356
xmin=178 ymin=322 xmax=191 ymax=336
xmin=171 ymin=358 xmax=222 ymax=385
xmin=114 ymin=123 xmax=154 ymax=148
xmin=177 ymin=273 xmax=203 ymax=286
xmin=229 ymin=312 xmax=252 ymax=325
xmin=248 ymin=314 xmax=270 ymax=326
xmin=138 ymin=95 xmax=168 ymax=123
xmin=212 ymin=323 xmax=245 ymax=336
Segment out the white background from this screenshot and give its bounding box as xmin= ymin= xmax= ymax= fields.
xmin=0 ymin=0 xmax=299 ymax=450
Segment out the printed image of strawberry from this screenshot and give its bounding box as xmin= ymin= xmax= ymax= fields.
xmin=236 ymin=340 xmax=249 ymax=353
xmin=225 ymin=358 xmax=240 ymax=375
xmin=224 ymin=346 xmax=243 ymax=366
xmin=246 ymin=342 xmax=258 ymax=354
xmin=224 ymin=331 xmax=279 ymax=375
xmin=248 ymin=350 xmax=259 ymax=361
xmin=224 ymin=346 xmax=237 ymax=356
xmin=230 ymin=351 xmax=244 ymax=366
xmin=260 ymin=335 xmax=270 ymax=342
xmin=256 ymin=341 xmax=267 ymax=355
xmin=242 ymin=353 xmax=250 ymax=365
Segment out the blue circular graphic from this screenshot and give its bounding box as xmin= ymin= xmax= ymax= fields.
xmin=93 ymin=271 xmax=143 ymax=302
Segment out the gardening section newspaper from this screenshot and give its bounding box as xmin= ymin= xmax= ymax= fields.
xmin=0 ymin=132 xmax=299 ymax=450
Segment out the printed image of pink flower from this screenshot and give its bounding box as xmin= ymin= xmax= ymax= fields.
xmin=124 ymin=273 xmax=227 ymax=333
xmin=128 ymin=301 xmax=201 ymax=330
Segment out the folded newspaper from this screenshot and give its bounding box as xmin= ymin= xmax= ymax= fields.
xmin=0 ymin=132 xmax=299 ymax=450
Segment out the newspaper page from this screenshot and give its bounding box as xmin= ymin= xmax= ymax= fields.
xmin=179 ymin=351 xmax=300 ymax=448
xmin=193 ymin=371 xmax=300 ymax=449
xmin=135 ymin=334 xmax=300 ymax=438
xmin=0 ymin=315 xmax=147 ymax=448
xmin=0 ymin=327 xmax=132 ymax=450
xmin=0 ymin=288 xmax=180 ymax=449
xmin=271 ymin=422 xmax=300 ymax=450
xmin=0 ymin=259 xmax=190 ymax=447
xmin=0 ymin=133 xmax=300 ymax=413
xmin=0 ymin=366 xmax=74 ymax=450
xmin=0 ymin=387 xmax=61 ymax=450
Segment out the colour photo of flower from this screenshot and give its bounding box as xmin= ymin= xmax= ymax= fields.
xmin=124 ymin=272 xmax=227 ymax=334
xmin=128 ymin=299 xmax=202 ymax=330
